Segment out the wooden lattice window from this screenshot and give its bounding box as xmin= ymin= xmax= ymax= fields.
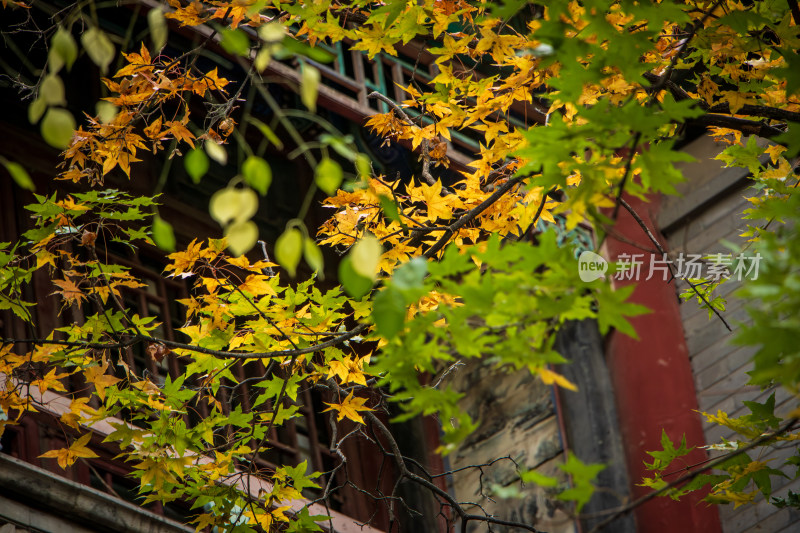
xmin=100 ymin=243 xmax=372 ymax=516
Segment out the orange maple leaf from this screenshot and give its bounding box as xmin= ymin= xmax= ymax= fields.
xmin=52 ymin=278 xmax=86 ymax=307
xmin=164 ymin=1 xmax=209 ymax=27
xmin=115 ymin=43 xmax=153 ymax=78
xmin=164 ymin=118 xmax=196 ymax=148
xmin=143 ymin=116 xmax=164 ymax=139
xmin=210 ymin=2 xmax=254 ymax=29
xmin=203 ymin=67 xmax=229 ymax=93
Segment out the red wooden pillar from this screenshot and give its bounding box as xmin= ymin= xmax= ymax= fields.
xmin=603 ymin=194 xmax=721 ymax=533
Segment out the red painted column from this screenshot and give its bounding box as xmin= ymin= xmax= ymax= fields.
xmin=603 ymin=194 xmax=721 ymax=533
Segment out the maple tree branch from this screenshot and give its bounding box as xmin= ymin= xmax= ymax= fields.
xmin=0 ymin=337 xmax=139 ymax=351
xmin=318 ymin=376 xmax=543 ymax=532
xmin=704 ymin=103 xmax=800 ymax=123
xmin=366 ymin=91 xmax=415 ymax=126
xmin=403 ymin=159 xmax=522 ymax=248
xmin=688 ymin=114 xmax=786 ymax=138
xmin=423 ymin=176 xmax=525 ymax=258
xmin=611 ymin=132 xmax=642 ymax=219
xmin=367 ymin=91 xmax=436 ymax=185
xmin=643 ymin=71 xmax=800 ymax=125
xmin=362 ymin=409 xmax=543 ymax=533
xmin=587 ymin=417 xmax=799 ymax=533
xmin=617 ymin=198 xmax=732 ymax=331
xmin=1 ymin=323 xmax=370 ymax=360
xmin=648 ymin=0 xmax=725 ymax=92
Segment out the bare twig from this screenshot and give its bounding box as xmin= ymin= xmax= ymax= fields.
xmin=617 ymin=198 xmax=732 ymax=331
xmin=612 ymin=133 xmax=643 ymax=220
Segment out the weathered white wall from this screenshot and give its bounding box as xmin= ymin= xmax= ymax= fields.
xmin=661 ymin=135 xmax=800 ymax=533
xmin=447 ymin=360 xmax=576 ymax=533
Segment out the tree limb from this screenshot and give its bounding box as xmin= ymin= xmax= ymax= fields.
xmin=689 ymin=114 xmax=786 ymax=138
xmin=587 ymin=417 xmax=799 ymax=533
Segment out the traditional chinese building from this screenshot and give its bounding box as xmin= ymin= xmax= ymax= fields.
xmin=1 ymin=3 xmax=796 ymax=533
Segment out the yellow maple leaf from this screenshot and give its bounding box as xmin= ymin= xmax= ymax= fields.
xmin=164 ymin=1 xmax=208 ymax=26
xmin=60 ymin=397 xmax=97 ymax=429
xmin=472 ymin=120 xmax=509 ymax=143
xmin=697 ymin=76 xmax=719 ymax=106
xmin=204 ymin=67 xmax=229 ymax=92
xmin=537 ymin=367 xmax=578 ymax=391
xmin=143 ymin=116 xmax=163 ymax=139
xmin=721 ymin=90 xmax=750 ymax=114
xmin=322 ymin=391 xmax=374 ymax=424
xmin=246 ymin=508 xmax=277 ymax=530
xmin=765 ymin=144 xmax=787 ymax=164
xmin=166 ymin=239 xmax=204 ymax=276
xmin=761 ymin=156 xmax=792 ymax=180
xmin=84 ymin=357 xmax=121 ymax=401
xmin=350 ymin=23 xmax=398 ymax=58
xmin=326 ymin=354 xmax=370 ymax=386
xmin=31 ymin=367 xmax=69 ymax=395
xmin=39 ymin=433 xmax=98 ymax=469
xmin=55 ymin=196 xmax=89 ymax=211
xmin=164 ymin=117 xmax=196 ymax=148
xmin=36 ymin=250 xmax=57 ymax=269
xmin=421 ymin=180 xmax=453 ymax=221
xmin=409 ymin=124 xmax=435 ymax=151
xmin=238 ymin=274 xmax=277 ymax=297
xmin=114 ymin=43 xmax=153 ymax=77
xmin=209 ymin=0 xmax=256 ymax=29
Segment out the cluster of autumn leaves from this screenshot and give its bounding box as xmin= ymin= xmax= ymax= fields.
xmin=1 ymin=0 xmax=799 ymax=528
xmin=59 ymin=44 xmax=231 ymax=184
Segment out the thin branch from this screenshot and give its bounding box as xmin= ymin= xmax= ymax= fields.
xmin=617 ymin=198 xmax=732 ymax=331
xmin=423 ymin=176 xmax=524 ymax=258
xmin=367 ymin=91 xmax=416 ymax=126
xmin=368 ymin=91 xmax=436 ymax=185
xmin=357 ymin=391 xmax=544 ymax=533
xmin=611 ymin=133 xmax=642 ymax=219
xmin=689 ymin=114 xmax=787 ymax=138
xmin=705 ymin=102 xmax=800 ymax=123
xmin=1 ymin=323 xmax=369 ymax=360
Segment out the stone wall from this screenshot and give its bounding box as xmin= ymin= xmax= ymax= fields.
xmin=447 ymin=359 xmax=574 ymax=533
xmin=445 ymin=320 xmax=634 ymax=533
